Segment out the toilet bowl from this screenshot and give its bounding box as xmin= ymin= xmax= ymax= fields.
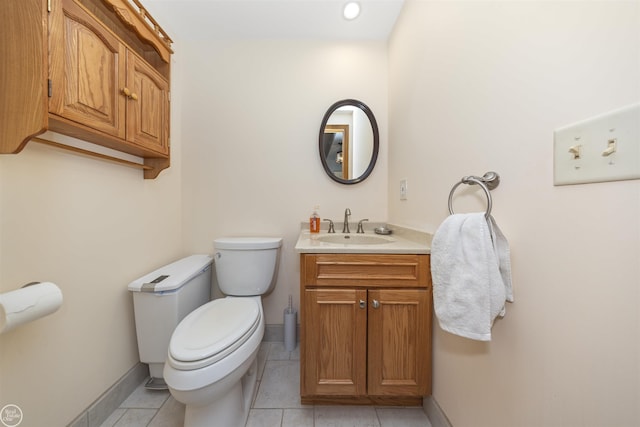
xmin=163 ymin=237 xmax=282 ymax=427
xmin=164 ymin=296 xmax=264 ymax=426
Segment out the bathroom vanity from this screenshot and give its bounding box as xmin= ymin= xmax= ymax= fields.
xmin=295 ymin=226 xmax=432 ymax=406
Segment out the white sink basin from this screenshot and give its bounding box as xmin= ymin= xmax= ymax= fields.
xmin=316 ymin=234 xmax=394 ymax=245
xmin=295 ymin=224 xmax=431 ymax=254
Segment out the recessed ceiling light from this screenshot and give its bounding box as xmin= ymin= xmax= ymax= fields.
xmin=343 ymin=2 xmax=361 ymax=20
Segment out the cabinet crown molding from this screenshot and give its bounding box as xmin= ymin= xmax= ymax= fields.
xmin=102 ymin=0 xmax=173 ymax=63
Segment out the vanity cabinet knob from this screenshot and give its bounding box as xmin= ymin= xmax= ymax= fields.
xmin=372 ymin=299 xmax=380 ymax=309
xmin=359 ymin=299 xmax=366 ymax=309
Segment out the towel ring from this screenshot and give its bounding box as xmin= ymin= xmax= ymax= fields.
xmin=448 ymin=172 xmax=500 ymax=219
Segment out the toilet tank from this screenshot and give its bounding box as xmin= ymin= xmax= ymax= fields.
xmin=128 ymin=254 xmax=213 ymax=384
xmin=214 ymin=237 xmax=282 ymax=296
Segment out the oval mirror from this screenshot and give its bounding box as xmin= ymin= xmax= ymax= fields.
xmin=319 ymin=99 xmax=379 ymax=185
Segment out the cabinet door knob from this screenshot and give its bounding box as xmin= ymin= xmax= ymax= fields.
xmin=121 ymin=87 xmax=138 ymax=100
xmin=371 ymin=299 xmax=380 ymax=309
xmin=359 ymin=299 xmax=366 ymax=309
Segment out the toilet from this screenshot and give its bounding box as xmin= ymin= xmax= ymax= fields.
xmin=163 ymin=237 xmax=282 ymax=427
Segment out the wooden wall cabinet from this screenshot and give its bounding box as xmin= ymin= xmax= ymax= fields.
xmin=300 ymin=253 xmax=432 ymax=406
xmin=1 ymin=0 xmax=172 ymax=178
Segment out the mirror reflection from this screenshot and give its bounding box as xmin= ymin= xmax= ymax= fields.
xmin=319 ymin=99 xmax=379 ymax=184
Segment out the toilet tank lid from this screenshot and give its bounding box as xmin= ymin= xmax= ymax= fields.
xmin=214 ymin=237 xmax=283 ymax=250
xmin=128 ymin=255 xmax=213 ymax=293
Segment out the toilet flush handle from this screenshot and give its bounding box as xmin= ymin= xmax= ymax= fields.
xmin=215 ymin=252 xmax=221 ymax=259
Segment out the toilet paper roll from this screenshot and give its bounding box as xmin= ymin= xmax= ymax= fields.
xmin=0 ymin=282 xmax=63 ymax=334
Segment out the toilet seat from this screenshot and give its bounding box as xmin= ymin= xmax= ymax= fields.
xmin=169 ymin=297 xmax=260 ymax=371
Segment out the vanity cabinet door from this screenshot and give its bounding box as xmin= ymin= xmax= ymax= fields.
xmin=49 ymin=0 xmax=126 ymax=138
xmin=367 ymin=289 xmax=431 ymax=396
xmin=302 ymin=288 xmax=367 ymax=396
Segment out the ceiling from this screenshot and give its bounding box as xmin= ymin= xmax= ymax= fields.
xmin=142 ymin=0 xmax=405 ymax=41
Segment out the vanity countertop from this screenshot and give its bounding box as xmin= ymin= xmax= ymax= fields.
xmin=294 ymin=223 xmax=431 ymax=254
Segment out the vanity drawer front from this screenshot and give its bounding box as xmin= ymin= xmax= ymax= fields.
xmin=301 ymin=254 xmax=430 ymax=288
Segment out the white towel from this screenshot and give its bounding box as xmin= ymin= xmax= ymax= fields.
xmin=431 ymin=213 xmax=513 ymax=341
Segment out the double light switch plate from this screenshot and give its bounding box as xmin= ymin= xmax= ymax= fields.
xmin=553 ymin=104 xmax=640 ymax=185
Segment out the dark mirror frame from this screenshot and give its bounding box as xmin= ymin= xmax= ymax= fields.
xmin=318 ymin=99 xmax=379 ymax=185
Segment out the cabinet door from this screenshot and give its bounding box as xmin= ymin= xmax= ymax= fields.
xmin=49 ymin=0 xmax=126 ymax=138
xmin=125 ymin=51 xmax=169 ymax=155
xmin=368 ymin=289 xmax=431 ymax=396
xmin=303 ymin=288 xmax=367 ymax=396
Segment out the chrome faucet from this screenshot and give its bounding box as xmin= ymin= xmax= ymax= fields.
xmin=342 ymin=208 xmax=351 ymax=233
xmin=357 ymin=219 xmax=369 ymax=234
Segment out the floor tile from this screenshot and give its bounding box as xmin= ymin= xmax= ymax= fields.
xmin=98 ymin=408 xmax=126 ymax=427
xmin=266 ymin=342 xmax=288 ymax=360
xmin=289 ymin=345 xmax=300 ymax=361
xmin=103 ymin=347 xmax=433 ymax=427
xmin=256 ymin=342 xmax=271 ymax=380
xmin=315 ymin=406 xmax=381 ymax=427
xmin=376 ymin=407 xmax=432 ymax=427
xmin=253 ymin=360 xmax=303 ymax=409
xmin=265 ymin=341 xmax=299 ymax=361
xmin=120 ymin=382 xmax=170 ymax=409
xmin=112 ymin=409 xmax=157 ymax=427
xmin=245 ymin=409 xmax=283 ymax=427
xmin=147 ymin=396 xmax=184 ymax=427
xmin=90 ymin=368 xmax=148 ymax=427
xmin=282 ymin=408 xmax=314 ymax=427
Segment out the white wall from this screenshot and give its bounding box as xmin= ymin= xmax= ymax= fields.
xmin=388 ymin=1 xmax=640 ymax=426
xmin=0 ymin=55 xmax=185 ymax=425
xmin=179 ymin=40 xmax=389 ymax=324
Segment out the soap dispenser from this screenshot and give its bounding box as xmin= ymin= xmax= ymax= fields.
xmin=310 ymin=206 xmax=320 ymax=238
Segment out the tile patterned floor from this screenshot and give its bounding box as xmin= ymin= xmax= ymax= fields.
xmin=99 ymin=342 xmax=432 ymax=427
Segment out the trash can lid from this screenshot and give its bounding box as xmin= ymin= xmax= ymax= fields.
xmin=128 ymin=254 xmax=212 ymax=293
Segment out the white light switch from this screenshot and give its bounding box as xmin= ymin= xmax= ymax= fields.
xmin=554 ymin=104 xmax=640 ymax=185
xmin=400 ymin=179 xmax=408 ymax=200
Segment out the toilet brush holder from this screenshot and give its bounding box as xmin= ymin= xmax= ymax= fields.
xmin=283 ymin=296 xmax=297 ymax=352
